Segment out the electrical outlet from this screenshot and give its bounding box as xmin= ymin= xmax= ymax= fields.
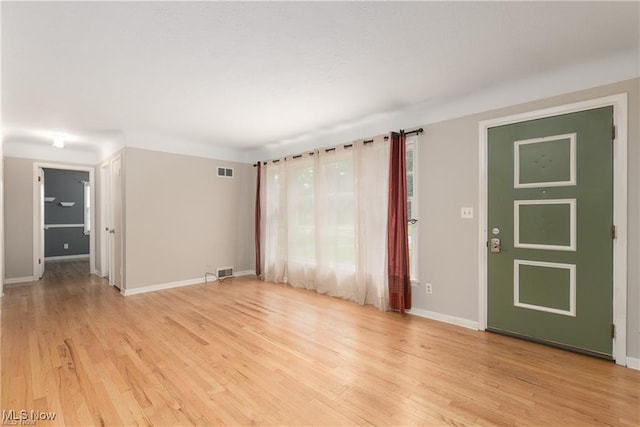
xmin=461 ymin=207 xmax=473 ymax=219
xmin=425 ymin=283 xmax=433 ymax=294
xmin=63 ymin=243 xmax=69 ymax=250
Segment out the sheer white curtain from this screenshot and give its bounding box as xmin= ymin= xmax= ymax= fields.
xmin=285 ymin=154 xmax=316 ymax=289
xmin=354 ymin=136 xmax=389 ymax=310
xmin=263 ymin=136 xmax=390 ymax=311
xmin=264 ymin=154 xmax=317 ymax=286
xmin=315 ymin=145 xmax=358 ymax=300
xmin=264 ymin=160 xmax=287 ymax=283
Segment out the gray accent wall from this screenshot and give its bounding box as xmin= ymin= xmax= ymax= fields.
xmin=44 ymin=168 xmax=90 ymax=257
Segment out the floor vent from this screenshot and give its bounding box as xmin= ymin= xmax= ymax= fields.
xmin=217 ymin=167 xmax=234 ymax=178
xmin=217 ymin=267 xmax=234 ymax=279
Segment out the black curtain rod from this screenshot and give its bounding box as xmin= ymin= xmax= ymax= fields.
xmin=402 ymin=127 xmax=424 ymax=136
xmin=253 ymin=128 xmax=423 ymax=166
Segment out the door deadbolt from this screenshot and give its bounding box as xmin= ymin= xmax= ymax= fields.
xmin=490 ymin=238 xmax=501 ymax=253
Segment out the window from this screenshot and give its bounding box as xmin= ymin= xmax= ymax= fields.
xmin=263 ymin=141 xmax=391 ymax=310
xmin=83 ymin=181 xmax=91 ymax=235
xmin=406 ymin=136 xmax=418 ymax=280
xmin=265 ymin=165 xmax=287 ymax=261
xmin=320 ymin=157 xmax=355 ymax=270
xmin=288 ymin=161 xmax=316 ymax=265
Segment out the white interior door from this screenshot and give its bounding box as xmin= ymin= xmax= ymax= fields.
xmin=0 ymin=149 xmax=4 ymax=294
xmin=110 ymin=156 xmax=123 ymax=290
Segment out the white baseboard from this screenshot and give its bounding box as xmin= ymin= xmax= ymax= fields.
xmin=626 ymin=356 xmax=640 ymax=370
xmin=45 ymin=254 xmax=90 ymax=262
xmin=123 ymin=270 xmax=257 ymax=296
xmin=233 ymin=269 xmax=256 ymax=277
xmin=4 ymin=276 xmax=38 ymax=285
xmin=406 ymin=307 xmax=479 ymax=330
xmin=123 ymin=277 xmax=206 ymax=296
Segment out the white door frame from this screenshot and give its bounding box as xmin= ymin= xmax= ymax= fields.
xmin=0 ymin=149 xmax=4 ymax=296
xmin=99 ymin=160 xmax=112 ymax=281
xmin=36 ymin=168 xmax=45 ymax=279
xmin=33 ymin=162 xmax=96 ymax=277
xmin=109 ymin=155 xmax=124 ymax=292
xmin=478 ymin=93 xmax=628 ymax=365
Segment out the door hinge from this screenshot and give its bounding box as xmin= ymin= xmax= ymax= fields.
xmin=611 ymin=224 xmax=616 ymax=239
xmin=38 ymin=258 xmax=41 ymax=265
xmin=612 ymin=125 xmax=616 ymax=141
xmin=611 ymin=324 xmax=616 ymax=339
xmin=37 ymin=176 xmax=41 ymax=182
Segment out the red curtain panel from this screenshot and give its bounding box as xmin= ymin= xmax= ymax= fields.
xmin=255 ymin=162 xmax=262 ymax=276
xmin=387 ymin=131 xmax=411 ymax=313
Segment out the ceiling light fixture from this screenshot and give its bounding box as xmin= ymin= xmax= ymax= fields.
xmin=52 ymin=135 xmax=65 ymax=148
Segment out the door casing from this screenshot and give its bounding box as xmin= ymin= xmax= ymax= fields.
xmin=109 ymin=155 xmax=124 ymax=292
xmin=478 ymin=93 xmax=628 ymax=365
xmin=99 ymin=160 xmax=111 ymax=281
xmin=0 ymin=149 xmax=4 ymax=296
xmin=37 ymin=168 xmax=45 ymax=279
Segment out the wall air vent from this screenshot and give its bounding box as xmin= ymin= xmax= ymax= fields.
xmin=216 ymin=266 xmax=234 ymax=279
xmin=217 ymin=167 xmax=234 ymax=178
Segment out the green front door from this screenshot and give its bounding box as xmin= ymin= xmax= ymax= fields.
xmin=487 ymin=106 xmax=614 ymax=357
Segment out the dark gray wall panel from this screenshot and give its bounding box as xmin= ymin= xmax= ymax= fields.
xmin=45 ymin=228 xmax=89 ymax=257
xmin=44 ymin=168 xmax=88 ymax=224
xmin=44 ymin=169 xmax=90 ymax=257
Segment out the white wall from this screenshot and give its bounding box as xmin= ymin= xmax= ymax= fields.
xmin=4 ymin=156 xmax=35 ymax=279
xmin=123 ymin=147 xmax=254 ymax=291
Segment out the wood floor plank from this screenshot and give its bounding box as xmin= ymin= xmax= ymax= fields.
xmin=2 ymin=260 xmax=639 ymax=426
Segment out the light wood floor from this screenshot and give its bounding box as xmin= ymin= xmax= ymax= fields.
xmin=2 ymin=262 xmax=638 ymax=426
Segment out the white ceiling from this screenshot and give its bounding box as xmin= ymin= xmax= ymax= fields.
xmin=2 ymin=1 xmax=639 ymax=163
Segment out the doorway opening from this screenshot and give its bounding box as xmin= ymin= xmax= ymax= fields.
xmin=33 ymin=163 xmax=95 ymax=280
